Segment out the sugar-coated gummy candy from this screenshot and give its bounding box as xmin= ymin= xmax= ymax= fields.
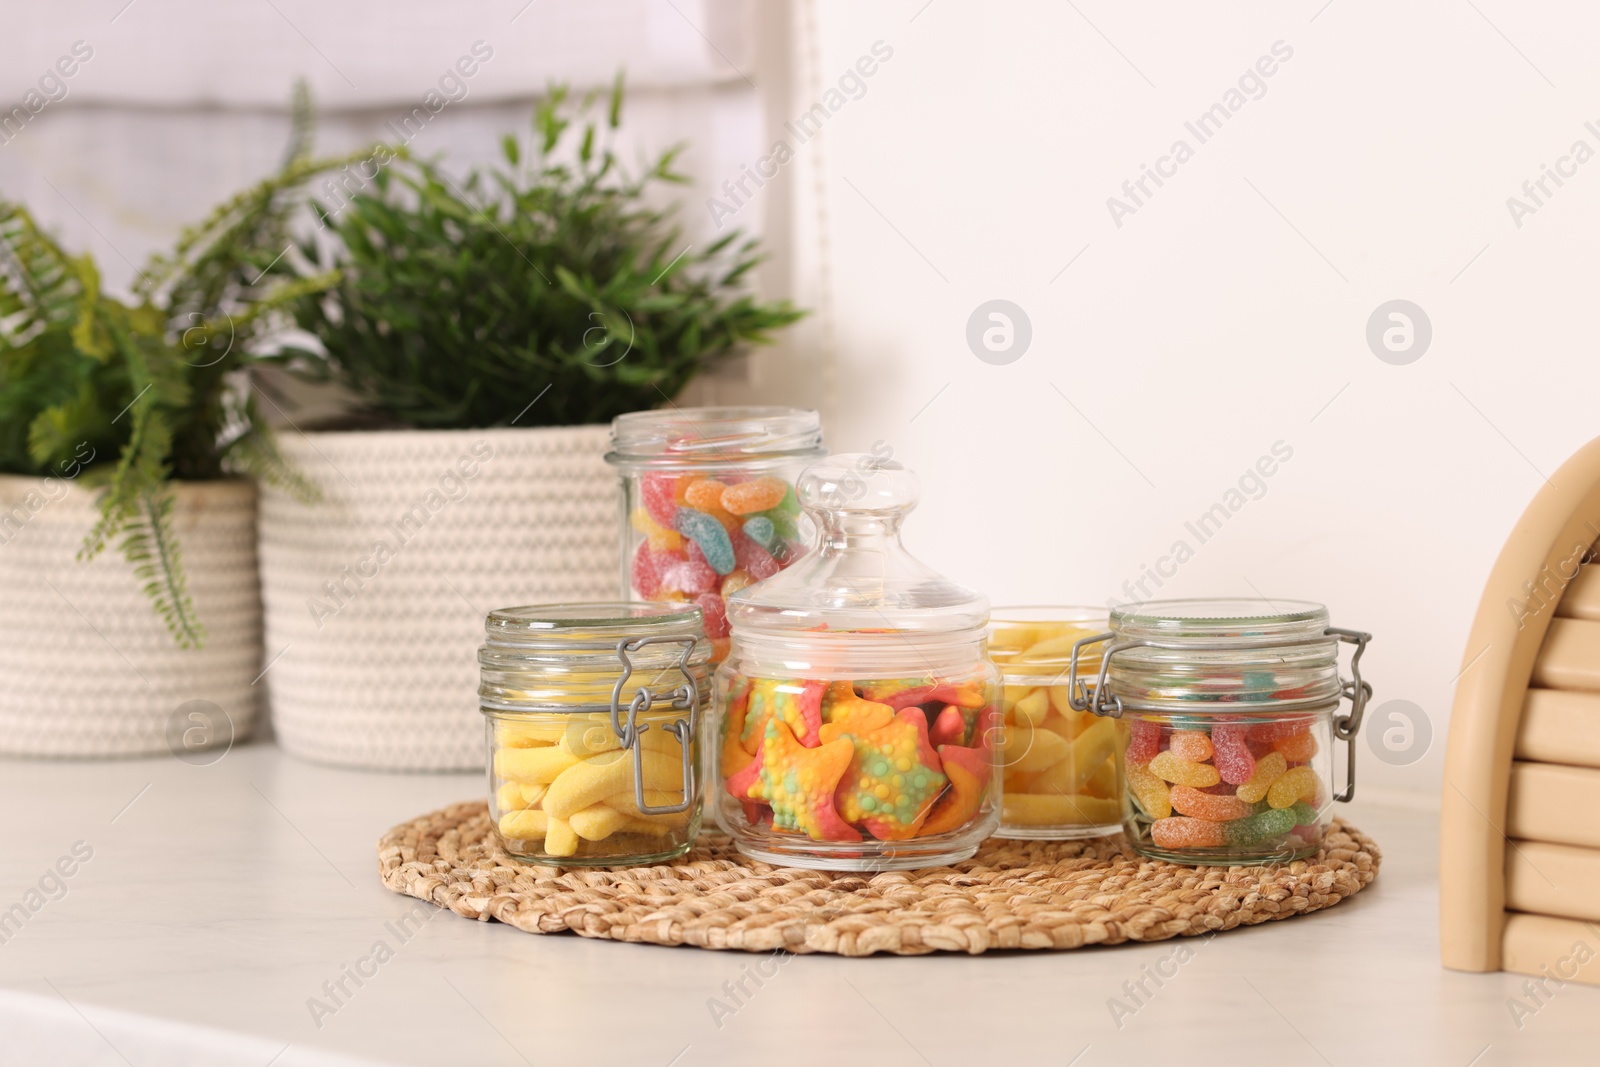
xmin=1273 ymin=730 xmax=1318 ymax=762
xmin=1168 ymin=784 xmax=1253 ymax=822
xmin=641 ymin=472 xmax=681 ymax=527
xmin=1151 ymin=816 xmax=1226 ymax=849
xmin=629 ymin=507 xmax=684 ymax=553
xmin=732 ymin=533 xmax=779 ymax=580
xmin=1222 ymin=805 xmax=1298 ymax=846
xmin=1210 ymin=723 xmax=1256 ymax=785
xmin=1236 ymin=750 xmax=1287 ymax=804
xmin=766 ymin=507 xmax=800 ymax=544
xmin=1248 ymin=717 xmax=1314 ymax=743
xmin=1125 ymin=760 xmax=1172 ymax=818
xmin=1168 ymin=730 xmax=1213 ymax=763
xmin=673 ymin=507 xmax=736 ymax=575
xmin=721 ymin=568 xmax=755 ymax=598
xmin=1126 ymin=718 xmax=1162 ymax=764
xmin=721 ymin=476 xmax=789 ymax=516
xmin=631 ymin=540 xmax=664 ymax=598
xmin=1266 ymin=765 xmax=1320 ymax=810
xmin=1148 ymin=750 xmax=1221 ymax=788
xmin=661 ymin=557 xmax=717 ymax=596
xmin=742 ymin=515 xmax=775 ymax=548
xmin=685 ymin=479 xmax=729 ymax=511
xmin=695 ymin=592 xmax=730 ymax=639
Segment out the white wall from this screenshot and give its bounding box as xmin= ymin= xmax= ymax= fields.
xmin=742 ymin=0 xmax=1600 ymax=800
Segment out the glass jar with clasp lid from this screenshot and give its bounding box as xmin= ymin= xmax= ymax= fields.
xmin=1067 ymin=599 xmax=1372 ymax=865
xmin=480 ymin=603 xmax=710 ymax=866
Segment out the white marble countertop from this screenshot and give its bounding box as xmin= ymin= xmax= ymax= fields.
xmin=0 ymin=743 xmax=1590 ymax=1066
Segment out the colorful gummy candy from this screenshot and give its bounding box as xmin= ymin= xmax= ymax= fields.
xmin=1125 ymin=717 xmax=1327 ymax=858
xmin=721 ymin=672 xmax=998 ymax=843
xmin=631 ymin=470 xmax=807 ymax=661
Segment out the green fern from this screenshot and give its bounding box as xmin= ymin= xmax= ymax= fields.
xmin=0 ymin=82 xmax=363 ymax=647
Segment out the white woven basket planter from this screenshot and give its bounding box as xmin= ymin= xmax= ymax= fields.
xmin=0 ymin=476 xmax=261 ymax=758
xmin=259 ymin=425 xmax=618 ymax=771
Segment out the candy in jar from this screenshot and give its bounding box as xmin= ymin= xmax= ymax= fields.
xmin=480 ymin=603 xmax=709 ymax=866
xmin=712 ymin=454 xmax=1002 ymax=870
xmin=605 ymin=407 xmax=826 ymax=663
xmin=1068 ymin=598 xmax=1372 ymax=865
xmin=988 ymin=607 xmax=1122 ymax=839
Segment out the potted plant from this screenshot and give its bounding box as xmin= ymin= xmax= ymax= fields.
xmin=0 ymin=104 xmax=354 ymax=757
xmin=260 ymin=78 xmax=803 ymax=771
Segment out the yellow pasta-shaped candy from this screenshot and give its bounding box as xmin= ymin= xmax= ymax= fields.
xmin=1010 ymin=688 xmax=1050 ymax=726
xmin=494 ymin=746 xmax=581 ymax=784
xmin=1267 ymin=765 xmax=1320 ymax=810
xmin=1047 ymin=685 xmax=1079 ymax=717
xmin=543 ymin=748 xmax=683 ymax=819
xmin=1236 ymin=750 xmax=1288 ymax=804
xmin=1030 ymin=718 xmax=1117 ymax=794
xmin=498 ymin=809 xmax=549 ymax=838
xmin=1148 ymin=750 xmax=1220 ymax=788
xmin=1083 ymin=758 xmax=1118 ymax=799
xmin=1003 ymin=793 xmax=1120 ymax=826
xmin=1007 ymin=725 xmax=1072 ymax=774
xmin=544 ymin=816 xmax=579 ymax=857
xmin=1125 ymin=760 xmax=1171 ymax=818
xmin=1018 ymin=633 xmax=1080 ymax=661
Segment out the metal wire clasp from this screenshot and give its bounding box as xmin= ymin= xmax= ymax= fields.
xmin=608 ymin=635 xmax=700 ymax=815
xmin=1067 ymin=631 xmax=1124 ymax=717
xmin=1326 ymin=626 xmax=1373 ymax=803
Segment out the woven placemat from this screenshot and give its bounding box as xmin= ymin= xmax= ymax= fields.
xmin=377 ymin=801 xmax=1380 ymax=956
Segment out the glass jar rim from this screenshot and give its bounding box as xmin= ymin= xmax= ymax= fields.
xmin=1109 ymin=597 xmax=1329 ymax=646
xmin=605 ymin=406 xmax=824 ymax=468
xmin=480 ymin=602 xmax=710 ymax=713
xmin=989 ymin=605 xmax=1110 ymax=680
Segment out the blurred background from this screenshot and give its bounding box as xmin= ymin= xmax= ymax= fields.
xmin=8 ymin=0 xmax=1597 ymax=800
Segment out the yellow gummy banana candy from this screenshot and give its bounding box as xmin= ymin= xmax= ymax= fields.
xmin=498 ymin=809 xmax=550 ymax=838
xmin=543 ymin=748 xmax=684 ymax=819
xmin=544 ymin=816 xmax=580 ymax=857
xmin=494 ymin=746 xmax=581 ymax=784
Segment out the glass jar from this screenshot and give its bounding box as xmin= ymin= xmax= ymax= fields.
xmin=712 ymin=454 xmax=1002 ymax=871
xmin=989 ymin=606 xmax=1121 ymax=839
xmin=1067 ymin=599 xmax=1372 ymax=865
xmin=605 ymin=407 xmax=827 ymax=664
xmin=479 ymin=602 xmax=710 ymax=866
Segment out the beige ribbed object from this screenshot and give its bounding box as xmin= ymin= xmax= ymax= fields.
xmin=0 ymin=475 xmax=261 ymax=758
xmin=258 ymin=425 xmax=619 ymax=771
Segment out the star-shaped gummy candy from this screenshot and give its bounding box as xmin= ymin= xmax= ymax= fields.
xmin=740 ymin=678 xmax=825 ymax=751
xmin=727 ymin=718 xmax=859 ymax=841
xmin=820 ymin=706 xmax=948 ymax=841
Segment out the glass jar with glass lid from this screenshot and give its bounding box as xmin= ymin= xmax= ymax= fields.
xmin=479 ymin=602 xmax=710 ymax=866
xmin=712 ymin=453 xmax=1002 ymax=871
xmin=605 ymin=407 xmax=826 ymax=663
xmin=1067 ymin=598 xmax=1372 ymax=865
